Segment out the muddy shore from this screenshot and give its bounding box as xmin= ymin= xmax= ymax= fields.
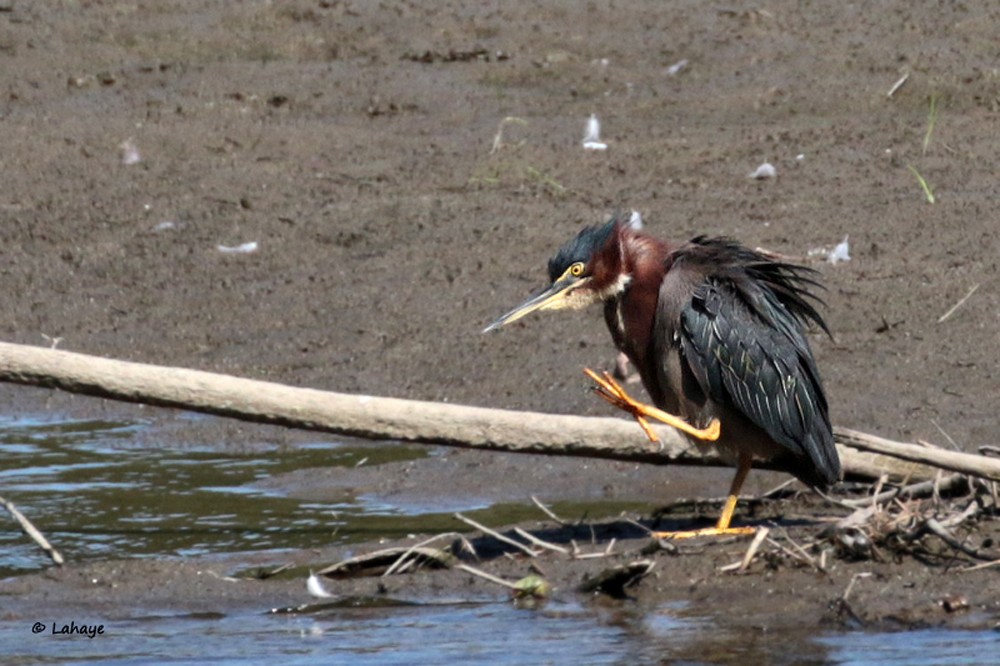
xmin=1 ymin=0 xmax=998 ymax=639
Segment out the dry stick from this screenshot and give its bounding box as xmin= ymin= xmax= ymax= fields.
xmin=513 ymin=527 xmax=569 ymax=555
xmin=758 ymin=478 xmax=797 ymax=499
xmin=741 ymin=528 xmax=770 ymax=570
xmin=937 ymin=283 xmax=980 ymax=324
xmin=454 ymin=513 xmax=538 ymax=558
xmin=837 ymin=427 xmax=1000 ymax=483
xmin=886 ymin=72 xmax=910 ymax=98
xmin=530 ymin=496 xmax=568 ymax=526
xmin=960 ymin=558 xmax=1000 ymax=573
xmin=721 ymin=526 xmax=769 ymax=572
xmin=573 ymin=538 xmax=617 ymax=560
xmin=923 ymin=518 xmax=997 ymax=561
xmin=456 ymin=563 xmax=518 ymax=590
xmin=929 ymin=419 xmax=961 ymax=451
xmin=770 ymin=525 xmax=822 ymax=570
xmin=384 ymin=532 xmax=470 ymax=577
xmin=0 ymin=342 xmax=994 ymax=482
xmin=938 ymin=500 xmax=980 ymax=529
xmin=836 ymin=473 xmax=969 ymax=508
xmin=622 ymin=517 xmax=653 ymax=535
xmin=765 ymin=536 xmax=819 ymax=570
xmin=842 ymin=572 xmax=871 ymax=603
xmin=569 ymin=538 xmax=618 ymax=559
xmin=317 ymin=546 xmax=451 ymax=576
xmin=0 ymin=342 xmax=736 ymax=468
xmin=0 ymin=495 xmax=64 ymax=566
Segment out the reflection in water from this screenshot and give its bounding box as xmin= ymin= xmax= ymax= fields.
xmin=0 ymin=414 xmax=430 ymax=576
xmin=0 ymin=414 xmax=651 ymax=577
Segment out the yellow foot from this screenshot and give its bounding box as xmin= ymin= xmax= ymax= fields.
xmin=584 ymin=368 xmax=721 ymax=442
xmin=584 ymin=368 xmax=659 ymax=443
xmin=652 ymin=526 xmax=757 ymax=540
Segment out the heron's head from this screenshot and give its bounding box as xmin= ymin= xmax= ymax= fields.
xmin=484 ymin=214 xmax=638 ymax=332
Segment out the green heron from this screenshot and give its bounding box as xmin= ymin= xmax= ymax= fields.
xmin=485 ymin=214 xmax=841 ymax=538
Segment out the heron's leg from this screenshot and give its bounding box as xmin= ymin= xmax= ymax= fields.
xmin=652 ymin=452 xmax=756 ymax=540
xmin=584 ymin=368 xmax=720 ymax=443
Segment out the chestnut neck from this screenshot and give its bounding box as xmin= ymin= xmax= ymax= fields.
xmin=594 ymin=224 xmax=673 ymax=373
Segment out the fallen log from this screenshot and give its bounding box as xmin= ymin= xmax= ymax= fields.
xmin=0 ymin=341 xmax=996 ymax=483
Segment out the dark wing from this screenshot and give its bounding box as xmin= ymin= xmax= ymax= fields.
xmin=669 ymin=239 xmax=840 ymax=487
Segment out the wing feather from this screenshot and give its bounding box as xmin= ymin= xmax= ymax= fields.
xmin=662 ymin=239 xmax=840 ymax=487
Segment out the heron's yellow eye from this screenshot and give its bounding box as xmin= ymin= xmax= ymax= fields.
xmin=569 ymin=262 xmax=585 ymax=277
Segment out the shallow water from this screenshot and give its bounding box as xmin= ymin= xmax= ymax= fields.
xmin=4 ymin=601 xmax=996 ymax=666
xmin=0 ymin=414 xmax=431 ymax=575
xmin=1 ymin=416 xmax=995 ymax=665
xmin=0 ymin=414 xmax=646 ymax=576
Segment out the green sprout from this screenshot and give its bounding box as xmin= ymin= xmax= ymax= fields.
xmin=907 ymin=165 xmax=936 ymax=204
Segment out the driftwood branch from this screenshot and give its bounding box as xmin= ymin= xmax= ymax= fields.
xmin=0 ymin=342 xmax=996 ymax=483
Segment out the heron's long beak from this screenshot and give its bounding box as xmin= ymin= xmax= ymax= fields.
xmin=483 ymin=276 xmax=589 ymax=333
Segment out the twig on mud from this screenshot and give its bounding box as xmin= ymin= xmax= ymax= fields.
xmin=769 ymin=525 xmax=824 ymax=572
xmin=623 ymin=516 xmax=685 ymax=555
xmin=758 ymin=478 xmax=797 ymax=499
xmin=822 ymin=474 xmax=892 ymax=510
xmin=938 ymin=282 xmax=982 ymax=324
xmin=622 ymin=516 xmax=652 ymax=535
xmin=872 ymin=474 xmax=888 ymax=503
xmin=929 ymin=419 xmax=962 ymax=451
xmin=834 ymin=474 xmax=969 ymax=508
xmin=384 ymin=532 xmax=475 ymax=576
xmin=937 ymin=499 xmax=980 ymax=529
xmin=0 ymin=494 xmax=63 ymax=566
xmin=816 ymin=489 xmax=860 ymax=511
xmin=513 ymin=527 xmax=569 ymax=555
xmin=886 ymin=71 xmax=909 ymax=98
xmin=826 ymin=473 xmax=999 ymax=564
xmin=766 ymin=536 xmax=821 ymax=571
xmin=842 ymin=572 xmax=871 ymax=603
xmin=959 ymin=558 xmax=1000 ymax=573
xmin=834 ymin=571 xmax=873 ymax=626
xmin=456 ymin=564 xmax=551 ymax=600
xmin=720 ymin=527 xmax=769 ymax=572
xmin=318 ymin=546 xmax=454 ymax=577
xmin=531 ymin=495 xmax=568 ymax=526
xmin=923 ymin=518 xmax=996 ymax=561
xmin=572 ymin=538 xmax=617 ymax=560
xmin=454 ymin=513 xmax=538 ymax=557
xmin=456 ymin=563 xmax=519 ymax=589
